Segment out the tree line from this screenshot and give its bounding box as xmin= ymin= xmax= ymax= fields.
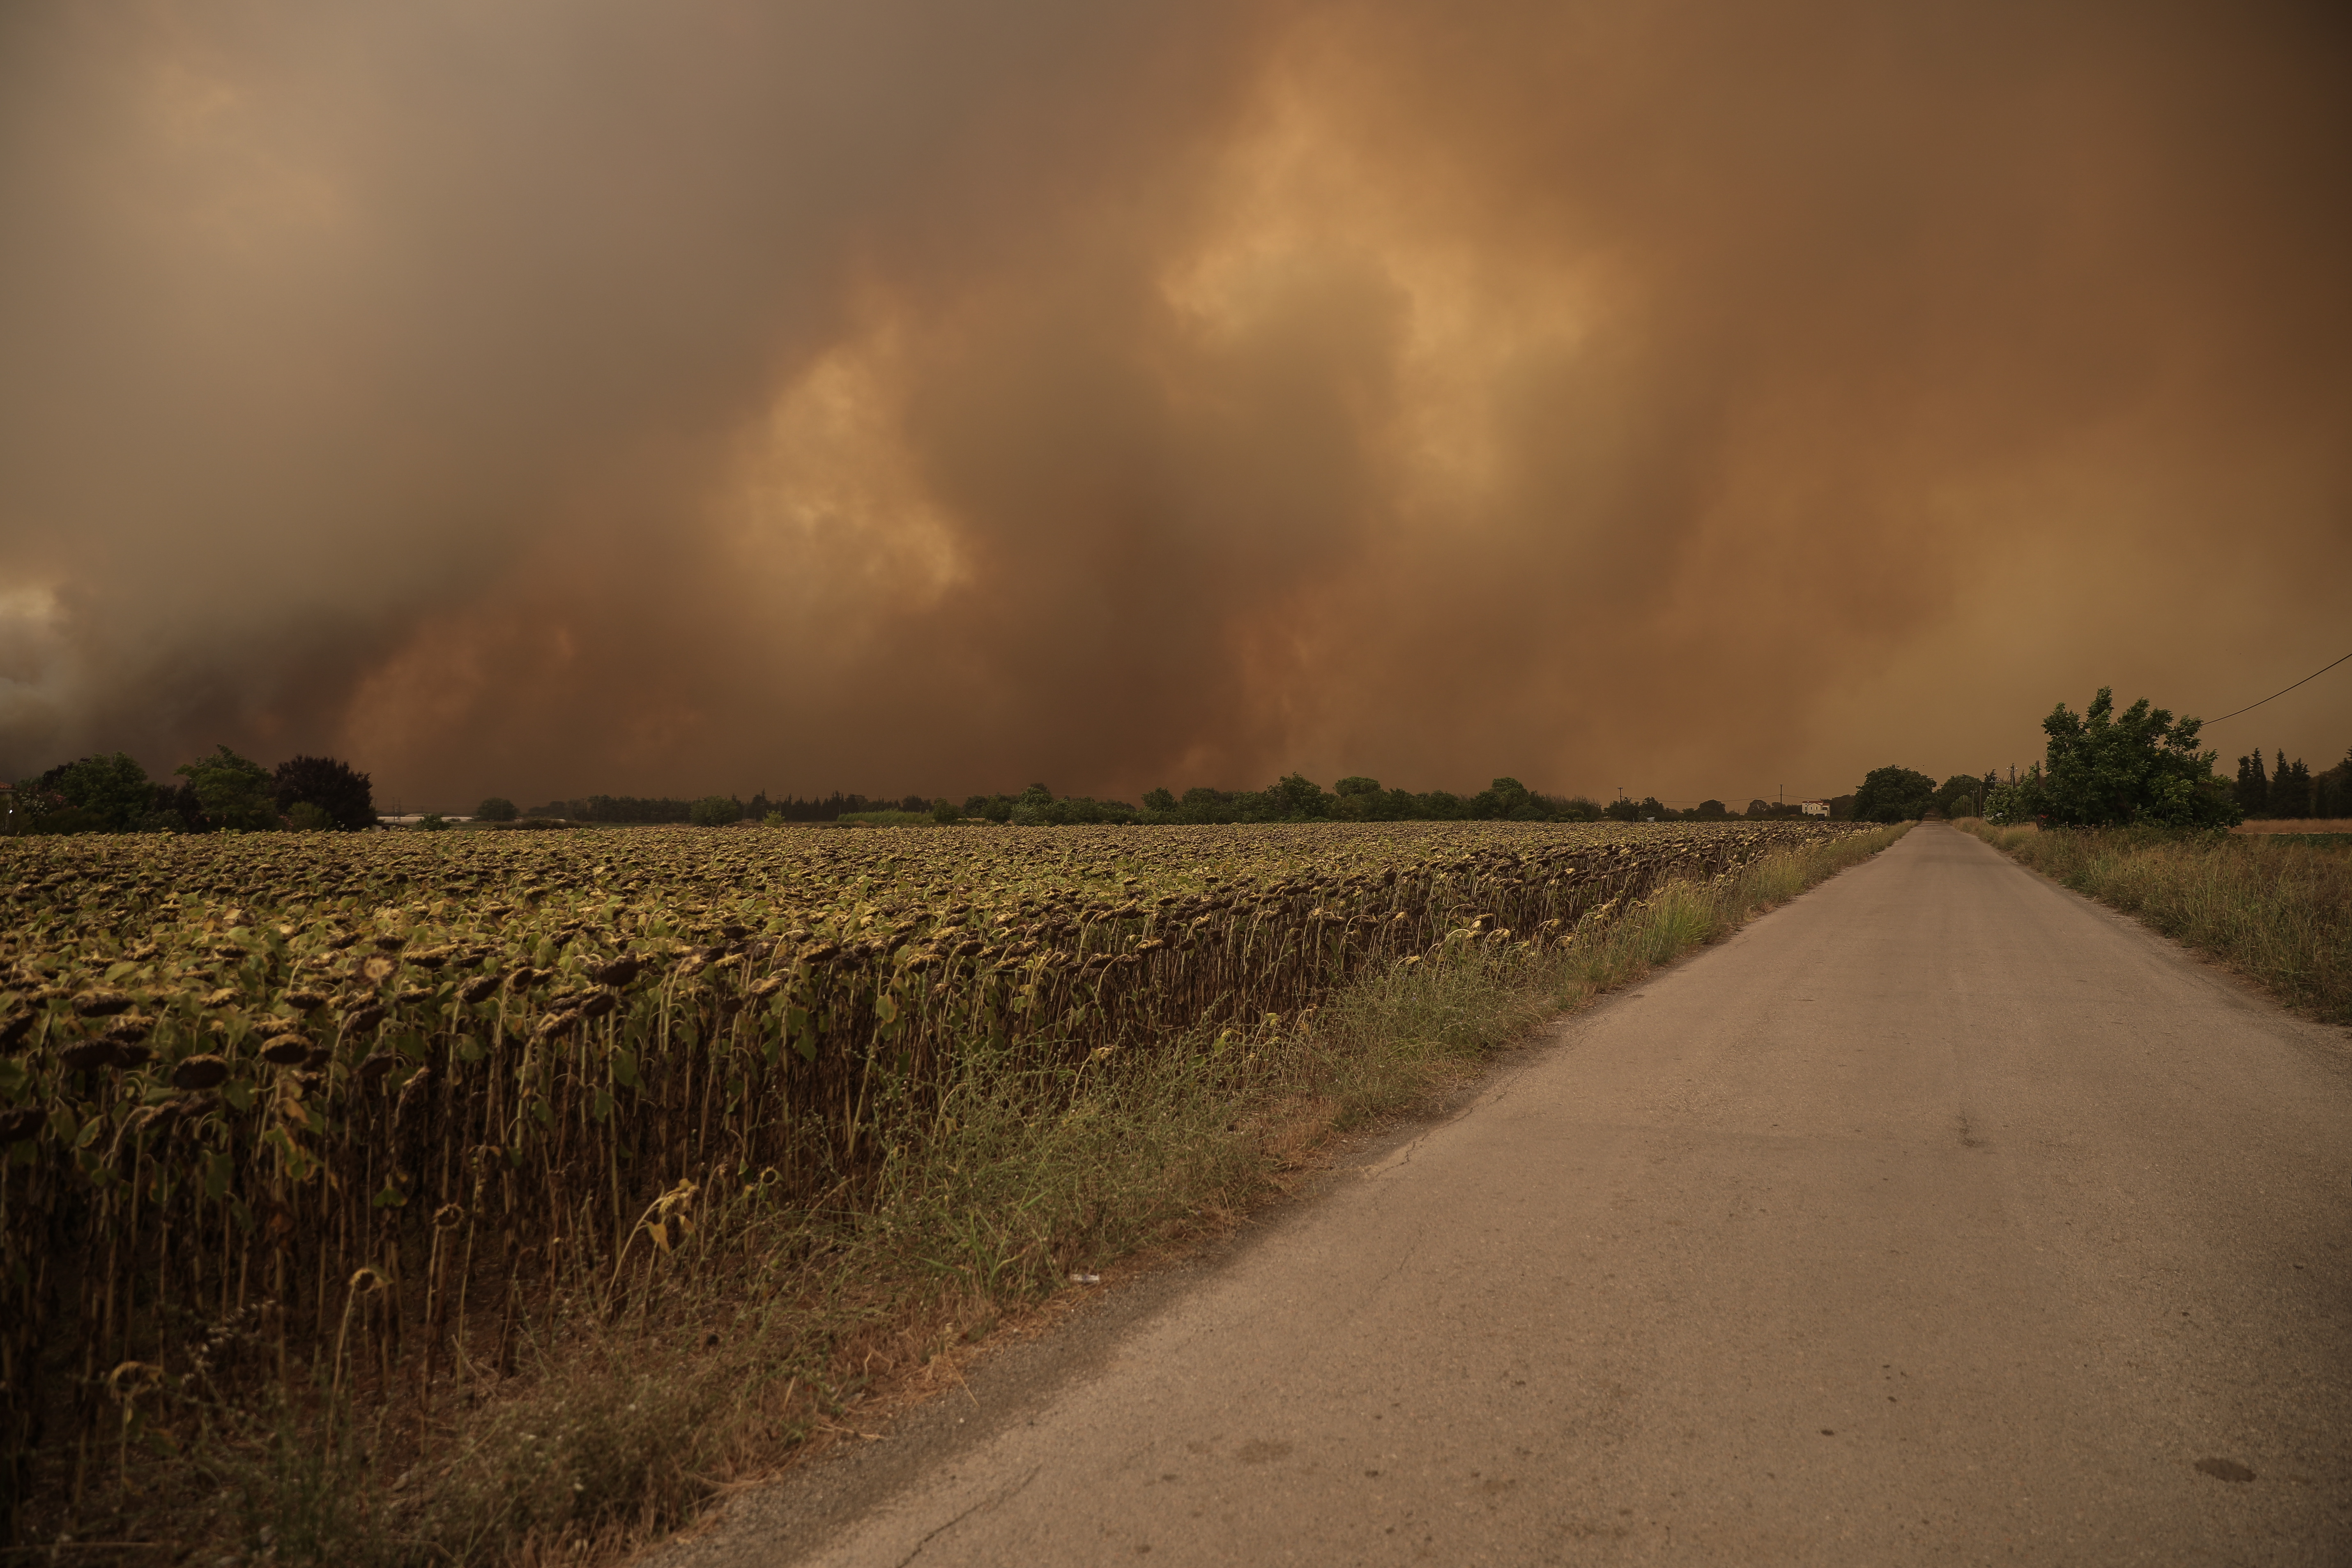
xmin=506 ymin=792 xmax=934 ymax=825
xmin=36 ymin=702 xmax=2333 ymax=840
xmin=950 ymin=777 xmax=1838 ymax=826
xmin=503 ymin=777 xmax=1820 ymax=827
xmin=4 ymin=748 xmax=374 ymax=835
xmin=2230 ymin=748 xmax=2352 ymax=821
xmin=507 ymin=778 xmax=1627 ymax=827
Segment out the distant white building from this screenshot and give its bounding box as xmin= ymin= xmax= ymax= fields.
xmin=1801 ymin=799 xmax=1830 ymax=817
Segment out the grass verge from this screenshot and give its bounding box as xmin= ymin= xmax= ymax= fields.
xmin=1962 ymin=820 xmax=2351 ymax=1024
xmin=64 ymin=824 xmax=1910 ymax=1565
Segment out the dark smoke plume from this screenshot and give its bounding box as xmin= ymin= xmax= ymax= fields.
xmin=3 ymin=0 xmax=2348 ymax=808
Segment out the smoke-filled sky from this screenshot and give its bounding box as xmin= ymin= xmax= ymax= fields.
xmin=4 ymin=0 xmax=2348 ymax=810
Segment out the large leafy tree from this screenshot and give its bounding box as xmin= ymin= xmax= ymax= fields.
xmin=274 ymin=753 xmax=375 ymax=831
xmin=1932 ymin=774 xmax=1988 ymax=818
xmin=1471 ymin=776 xmax=1536 ymax=820
xmin=29 ymin=753 xmax=157 ymax=831
xmin=1852 ymin=765 xmax=1937 ymax=822
xmin=2025 ymin=688 xmax=2239 ymax=828
xmin=1266 ymin=774 xmax=1332 ymax=819
xmin=177 ymin=745 xmax=278 ymax=831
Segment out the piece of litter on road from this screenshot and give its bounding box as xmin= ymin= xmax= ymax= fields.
xmin=1069 ymin=1272 xmax=1101 ymax=1284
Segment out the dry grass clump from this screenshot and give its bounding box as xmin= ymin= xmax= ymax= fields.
xmin=1963 ymin=820 xmax=2350 ymax=1022
xmin=0 ymin=818 xmax=1892 ymax=1560
xmin=2231 ymin=818 xmax=2352 ymax=835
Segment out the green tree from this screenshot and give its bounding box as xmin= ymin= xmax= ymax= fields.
xmin=2235 ymin=751 xmax=2269 ymax=817
xmin=1266 ymin=774 xmax=1331 ymax=819
xmin=1007 ymin=783 xmax=1056 ymax=826
xmin=1141 ymin=787 xmax=1177 ymax=813
xmin=1932 ymin=774 xmax=1986 ymax=818
xmin=930 ymin=798 xmax=960 ymax=824
xmin=1471 ymin=777 xmax=1535 ymax=820
xmin=274 ymin=754 xmax=375 ymax=830
xmin=176 ymin=746 xmax=278 ymax=831
xmin=2271 ymin=755 xmax=2313 ymax=820
xmin=1334 ymin=776 xmax=1381 ymax=797
xmin=475 ymin=796 xmax=519 ymax=822
xmin=1984 ymin=774 xmax=2034 ymax=823
xmin=689 ymin=795 xmax=744 ymax=827
xmin=2315 ymin=748 xmax=2352 ymax=820
xmin=2027 ymin=687 xmax=2239 ymax=827
xmin=1852 ymin=766 xmax=1935 ymax=823
xmin=37 ymin=753 xmax=155 ymax=832
xmin=1414 ymin=789 xmax=1468 ymax=820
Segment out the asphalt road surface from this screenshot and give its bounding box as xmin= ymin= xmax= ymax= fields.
xmin=658 ymin=825 xmax=2351 ymax=1565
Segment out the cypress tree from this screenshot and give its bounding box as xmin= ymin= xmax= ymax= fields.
xmin=2277 ymin=757 xmax=2313 ymax=820
xmin=2317 ymin=748 xmax=2352 ymax=821
xmin=2236 ymin=751 xmax=2269 ymax=817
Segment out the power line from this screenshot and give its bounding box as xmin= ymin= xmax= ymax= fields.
xmin=2200 ymin=650 xmax=2352 ymax=727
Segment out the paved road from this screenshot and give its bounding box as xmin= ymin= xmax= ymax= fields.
xmin=662 ymin=826 xmax=2352 ymax=1564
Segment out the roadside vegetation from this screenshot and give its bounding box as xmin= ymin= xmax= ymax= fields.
xmin=1962 ymin=822 xmax=2350 ymax=1025
xmin=1952 ymin=682 xmax=2348 ymax=1024
xmin=0 ymin=818 xmax=1903 ymax=1562
xmin=1984 ymin=687 xmax=2242 ymax=829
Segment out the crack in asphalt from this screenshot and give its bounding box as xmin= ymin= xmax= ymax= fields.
xmin=893 ymin=1466 xmax=1042 ymax=1566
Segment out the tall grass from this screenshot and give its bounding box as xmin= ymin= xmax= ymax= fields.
xmin=1963 ymin=821 xmax=2352 ymax=1023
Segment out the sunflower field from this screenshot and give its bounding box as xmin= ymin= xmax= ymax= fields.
xmin=0 ymin=817 xmax=1866 ymax=1512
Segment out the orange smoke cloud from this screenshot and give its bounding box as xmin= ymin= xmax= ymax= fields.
xmin=4 ymin=0 xmax=2348 ymax=808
